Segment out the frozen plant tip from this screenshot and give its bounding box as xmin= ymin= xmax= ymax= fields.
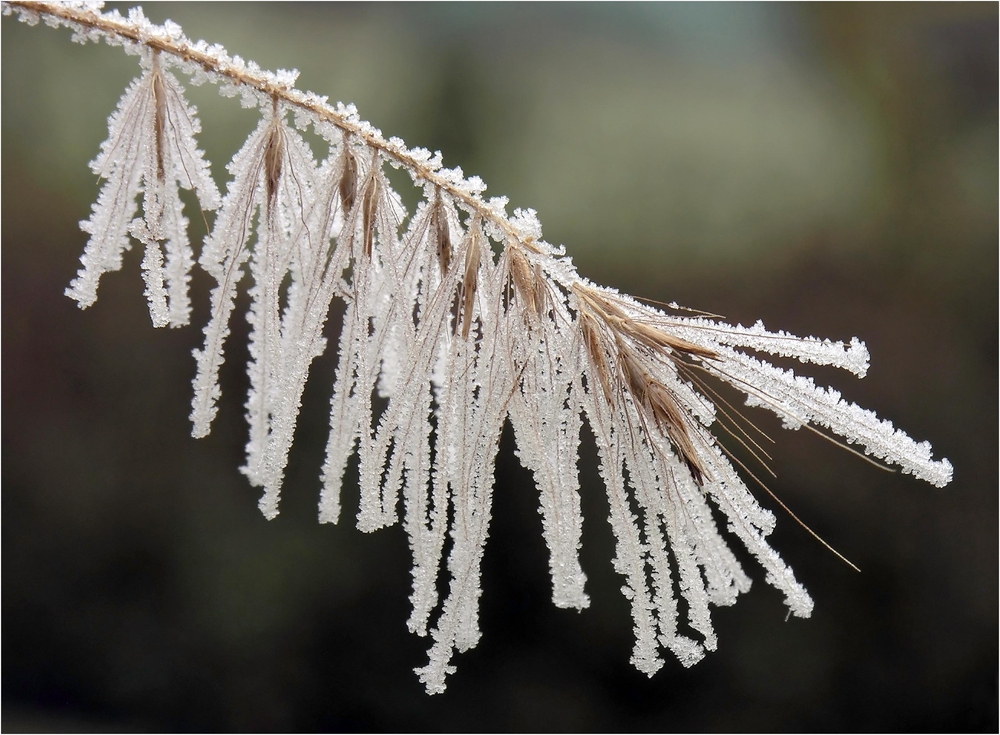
xmin=4 ymin=0 xmax=953 ymax=695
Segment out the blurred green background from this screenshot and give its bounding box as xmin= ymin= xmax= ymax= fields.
xmin=3 ymin=2 xmax=996 ymax=731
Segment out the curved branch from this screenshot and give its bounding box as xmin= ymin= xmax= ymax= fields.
xmin=4 ymin=0 xmax=542 ymax=253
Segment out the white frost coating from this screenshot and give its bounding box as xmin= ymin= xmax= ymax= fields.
xmin=508 ymin=207 xmax=544 ymax=242
xmin=190 ymin=110 xmax=311 ymax=448
xmin=133 ymin=218 xmax=169 ymax=327
xmin=414 ymin=247 xmax=510 ymax=694
xmin=240 ymin=110 xmax=318 ymax=510
xmin=253 ymin=143 xmax=351 ymax=521
xmin=713 ymin=349 xmax=954 ymax=488
xmin=17 ymin=0 xmax=953 ymax=697
xmin=506 ymin=269 xmax=589 ymax=611
xmin=319 ymin=155 xmax=407 ymax=528
xmin=66 ymin=49 xmax=219 ymax=327
xmin=580 ymin=371 xmax=671 ymax=674
xmin=668 ymin=319 xmax=871 ymax=377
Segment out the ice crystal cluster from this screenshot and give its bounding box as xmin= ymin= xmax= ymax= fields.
xmin=5 ymin=1 xmax=953 ymax=694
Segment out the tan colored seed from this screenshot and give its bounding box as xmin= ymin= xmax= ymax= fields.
xmin=508 ymin=247 xmax=541 ymax=322
xmin=574 ymin=282 xmax=710 ymax=484
xmin=263 ymin=112 xmax=283 ymax=217
xmin=460 ymin=224 xmax=481 ymax=340
xmin=575 ymin=284 xmax=716 ymax=361
xmin=263 ymin=129 xmax=283 ymax=214
xmin=150 ymin=57 xmax=167 ymax=183
xmin=434 ymin=193 xmax=451 ymax=277
xmin=531 ymin=262 xmax=548 ymax=320
xmin=619 ymin=348 xmax=708 ymax=485
xmin=338 ymin=144 xmax=357 ymax=214
xmin=624 ymin=320 xmax=717 ymax=361
xmin=361 ymin=172 xmax=378 ymax=258
xmin=580 ymin=310 xmax=614 ymax=405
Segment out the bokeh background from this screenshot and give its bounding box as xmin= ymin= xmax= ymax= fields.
xmin=3 ymin=3 xmax=996 ymax=731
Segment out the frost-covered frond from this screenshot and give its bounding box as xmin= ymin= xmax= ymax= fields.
xmin=66 ymin=47 xmax=219 ymax=327
xmin=250 ymin=129 xmax=356 ymax=519
xmin=709 ymin=349 xmax=954 ymax=487
xmin=5 ymin=0 xmax=954 ymax=697
xmin=505 ymin=247 xmax=589 ymax=612
xmin=190 ymin=102 xmax=317 ymax=457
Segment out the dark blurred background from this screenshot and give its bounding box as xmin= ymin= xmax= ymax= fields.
xmin=3 ymin=3 xmax=996 ymax=731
